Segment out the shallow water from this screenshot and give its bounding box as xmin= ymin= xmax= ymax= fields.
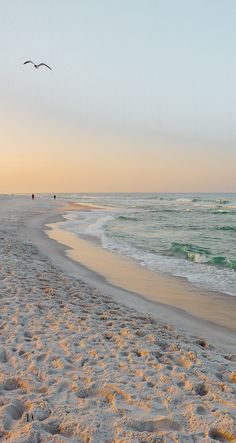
xmin=17 ymin=192 xmax=236 ymax=297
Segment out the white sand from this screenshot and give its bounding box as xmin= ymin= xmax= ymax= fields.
xmin=0 ymin=197 xmax=235 ymax=442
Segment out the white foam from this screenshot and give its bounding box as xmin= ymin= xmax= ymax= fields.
xmin=176 ymin=198 xmax=193 ymax=204
xmin=60 ymin=211 xmax=115 ymax=239
xmin=59 ymin=208 xmax=236 ymax=297
xmin=101 ymin=234 xmax=236 ymax=297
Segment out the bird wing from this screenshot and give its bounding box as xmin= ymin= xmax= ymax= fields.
xmin=23 ymin=60 xmax=34 ymax=65
xmin=37 ymin=63 xmax=52 ymax=70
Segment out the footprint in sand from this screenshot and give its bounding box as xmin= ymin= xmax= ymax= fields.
xmin=194 ymin=383 xmax=209 ymax=397
xmin=0 ymin=347 xmax=7 ymax=363
xmin=132 ymin=417 xmax=182 ymax=433
xmin=195 ymin=405 xmax=209 ymax=415
xmin=36 ymin=353 xmax=47 ymax=363
xmin=208 ymin=428 xmax=236 ymax=442
xmin=27 ymin=402 xmax=51 ymax=422
xmin=2 ymin=377 xmax=19 ymax=391
xmin=3 ymin=400 xmax=25 ymax=430
xmin=42 ymin=419 xmax=76 ymax=437
xmin=195 ymin=338 xmax=209 ymax=348
xmin=24 ymin=331 xmax=32 ymax=341
xmin=224 ymin=355 xmax=236 ymax=362
xmin=18 ymin=349 xmax=25 ymax=357
xmin=42 ymin=420 xmax=61 ymax=436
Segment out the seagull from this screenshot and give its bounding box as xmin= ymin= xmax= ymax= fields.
xmin=23 ymin=60 xmax=52 ymax=70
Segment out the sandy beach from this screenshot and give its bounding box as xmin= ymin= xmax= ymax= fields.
xmin=0 ymin=197 xmax=236 ymax=442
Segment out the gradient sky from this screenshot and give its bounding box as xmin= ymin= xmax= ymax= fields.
xmin=1 ymin=0 xmax=236 ymax=192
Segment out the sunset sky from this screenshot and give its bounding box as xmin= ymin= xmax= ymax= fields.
xmin=1 ymin=1 xmax=236 ymax=193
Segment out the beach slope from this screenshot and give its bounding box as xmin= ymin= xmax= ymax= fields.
xmin=0 ymin=198 xmax=235 ymax=442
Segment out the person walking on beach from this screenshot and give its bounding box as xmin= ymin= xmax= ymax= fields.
xmin=54 ymin=194 xmax=56 ymax=200
xmin=32 ymin=194 xmax=35 ymax=200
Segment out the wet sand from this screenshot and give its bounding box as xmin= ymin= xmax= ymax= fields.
xmin=46 ymin=222 xmax=236 ymax=333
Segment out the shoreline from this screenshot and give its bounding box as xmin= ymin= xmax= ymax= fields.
xmin=47 ymin=225 xmax=236 ymax=330
xmin=1 ymin=197 xmax=236 ymax=441
xmin=27 ymin=201 xmax=236 ymax=353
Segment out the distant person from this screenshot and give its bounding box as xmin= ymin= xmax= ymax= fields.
xmin=32 ymin=194 xmax=35 ymax=200
xmin=54 ymin=194 xmax=56 ymax=200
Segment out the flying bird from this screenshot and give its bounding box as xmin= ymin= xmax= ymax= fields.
xmin=23 ymin=60 xmax=52 ymax=70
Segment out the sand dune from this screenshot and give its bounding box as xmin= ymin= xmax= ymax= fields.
xmin=0 ymin=198 xmax=235 ymax=442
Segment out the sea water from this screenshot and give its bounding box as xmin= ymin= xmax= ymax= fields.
xmin=57 ymin=193 xmax=236 ymax=297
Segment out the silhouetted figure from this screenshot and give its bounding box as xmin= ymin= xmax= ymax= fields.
xmin=32 ymin=194 xmax=35 ymax=200
xmin=54 ymin=195 xmax=56 ymax=200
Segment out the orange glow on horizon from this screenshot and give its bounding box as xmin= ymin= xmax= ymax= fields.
xmin=1 ymin=110 xmax=235 ymax=193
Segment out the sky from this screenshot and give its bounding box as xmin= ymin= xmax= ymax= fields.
xmin=0 ymin=0 xmax=236 ymax=193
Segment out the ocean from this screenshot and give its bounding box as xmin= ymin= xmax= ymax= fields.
xmin=57 ymin=193 xmax=236 ymax=297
